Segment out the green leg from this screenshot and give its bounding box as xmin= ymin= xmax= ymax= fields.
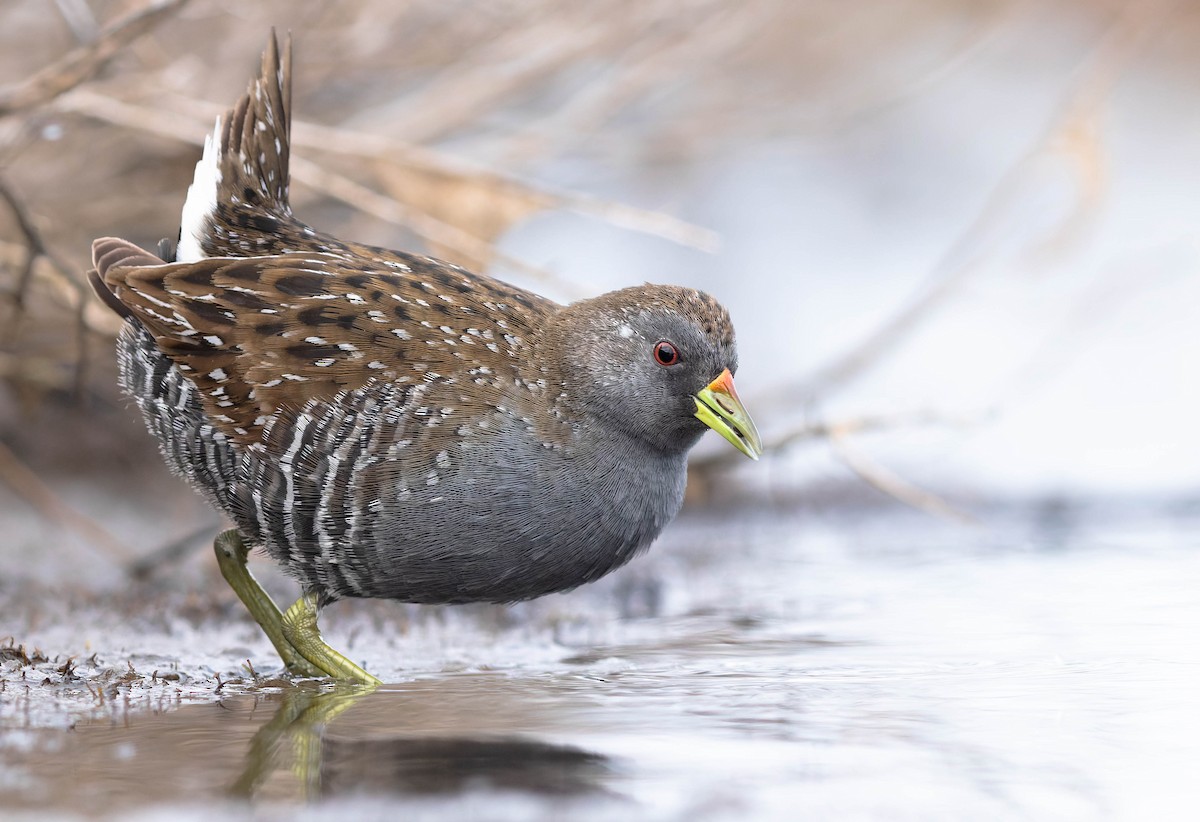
xmin=281 ymin=592 xmax=382 ymax=685
xmin=213 ymin=529 xmax=323 ymax=677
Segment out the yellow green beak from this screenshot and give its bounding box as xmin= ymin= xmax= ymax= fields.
xmin=694 ymin=369 xmax=762 ymax=460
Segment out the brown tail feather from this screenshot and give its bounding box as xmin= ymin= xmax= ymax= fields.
xmin=89 ymin=237 xmax=167 ymax=319
xmin=219 ymin=29 xmax=293 ymax=217
xmin=87 ymin=268 xmax=132 ymax=319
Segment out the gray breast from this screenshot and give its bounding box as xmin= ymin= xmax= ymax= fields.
xmin=235 ymin=379 xmax=687 ymax=605
xmin=357 ymin=420 xmax=689 ymax=604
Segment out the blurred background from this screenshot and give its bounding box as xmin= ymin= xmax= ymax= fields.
xmin=4 ymin=0 xmax=1195 ymax=544
xmin=3 ymin=3 xmax=1200 ymax=818
xmin=1 ymin=0 xmax=1198 ymax=566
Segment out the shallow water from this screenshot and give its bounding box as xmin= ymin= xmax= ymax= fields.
xmin=2 ymin=502 xmax=1198 ymax=820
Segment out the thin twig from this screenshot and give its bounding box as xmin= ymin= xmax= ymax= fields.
xmin=690 ymin=407 xmax=989 ymax=473
xmin=368 ymin=14 xmax=615 ymax=146
xmin=786 ymin=1 xmax=1018 ymax=130
xmin=0 ymin=352 xmax=77 ymax=391
xmin=71 ymin=286 xmax=90 ymax=399
xmin=828 ymin=428 xmax=976 ymax=524
xmin=53 ymin=0 xmax=101 ymax=44
xmin=498 ymin=2 xmax=754 ymax=173
xmin=126 ymin=521 xmax=218 ymax=580
xmin=0 ymin=440 xmax=131 ymax=561
xmin=293 ymin=113 xmax=719 ymax=252
xmin=0 ymin=176 xmax=44 ymax=312
xmin=758 ymin=2 xmax=1174 ymax=410
xmin=295 ymin=113 xmax=720 ymax=251
xmin=290 ymin=156 xmax=589 ymax=297
xmin=0 ymin=178 xmax=85 ymax=291
xmin=60 ymin=89 xmax=720 ymax=253
xmin=0 ymin=0 xmax=189 ymax=117
xmin=0 ymin=175 xmax=102 ymax=388
xmin=54 ymin=90 xmax=670 ymax=297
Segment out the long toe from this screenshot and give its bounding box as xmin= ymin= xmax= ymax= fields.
xmin=280 ymin=594 xmax=383 ymax=685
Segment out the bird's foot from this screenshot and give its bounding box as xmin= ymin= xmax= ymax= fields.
xmin=281 ymin=592 xmax=383 ymax=685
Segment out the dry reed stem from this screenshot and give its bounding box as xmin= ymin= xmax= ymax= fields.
xmin=54 ymin=90 xmax=585 ymax=291
xmin=52 ymin=88 xmax=717 ymax=298
xmin=290 ymin=155 xmax=586 ymax=296
xmin=828 ymin=428 xmax=977 ymax=524
xmin=58 ymin=89 xmax=719 ymax=254
xmin=787 ymin=1 xmax=1018 ymax=129
xmin=496 ymin=3 xmax=757 ymax=169
xmin=0 ymin=177 xmax=100 ymax=394
xmin=375 ymin=18 xmax=617 ymax=146
xmin=52 ymin=0 xmax=101 ymax=43
xmin=690 ymin=408 xmax=989 ymax=473
xmin=0 ymin=177 xmax=43 ymax=316
xmin=0 ymin=439 xmax=131 ymax=561
xmin=760 ymin=0 xmax=1172 ymax=410
xmin=0 ymin=0 xmax=189 ymax=117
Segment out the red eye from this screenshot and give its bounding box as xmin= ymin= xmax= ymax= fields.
xmin=653 ymin=340 xmax=680 ymax=366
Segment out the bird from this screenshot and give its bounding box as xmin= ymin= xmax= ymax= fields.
xmin=88 ymin=32 xmax=761 ymax=684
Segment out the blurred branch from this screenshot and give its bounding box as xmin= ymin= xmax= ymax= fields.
xmin=0 ymin=239 xmax=109 ymax=335
xmin=373 ymin=13 xmax=615 ymax=146
xmin=0 ymin=351 xmax=81 ymax=392
xmin=691 ymin=407 xmax=988 ymax=472
xmin=291 ymin=155 xmax=589 ymax=297
xmin=791 ymin=0 xmax=1017 ymax=129
xmin=126 ymin=521 xmax=219 ymax=580
xmin=0 ymin=439 xmax=131 ymax=561
xmin=759 ymin=0 xmax=1173 ymax=411
xmin=292 ymin=118 xmax=720 ymax=252
xmin=48 ymin=87 xmax=581 ymax=295
xmin=0 ymin=176 xmax=98 ymax=392
xmin=53 ymin=0 xmax=101 ymax=44
xmin=1002 ymin=243 xmax=1190 ymax=401
xmin=78 ymin=90 xmax=720 ymax=252
xmin=497 ymin=3 xmax=756 ymax=170
xmin=689 ymin=406 xmax=985 ymax=520
xmin=0 ymin=176 xmax=44 ymax=315
xmin=57 ymin=89 xmax=718 ymax=294
xmin=828 ymin=429 xmax=976 ymax=524
xmin=0 ymin=0 xmax=188 ymax=118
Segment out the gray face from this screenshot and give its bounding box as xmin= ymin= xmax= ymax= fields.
xmin=559 ymin=287 xmax=739 ymax=456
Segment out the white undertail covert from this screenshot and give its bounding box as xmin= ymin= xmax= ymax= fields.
xmin=176 ymin=122 xmax=223 ymax=263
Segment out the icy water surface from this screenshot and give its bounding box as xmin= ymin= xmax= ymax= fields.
xmin=2 ymin=502 xmax=1199 ymax=820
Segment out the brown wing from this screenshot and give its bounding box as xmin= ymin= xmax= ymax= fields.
xmin=91 ymin=237 xmax=554 ymax=447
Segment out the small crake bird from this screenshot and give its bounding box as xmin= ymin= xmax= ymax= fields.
xmin=89 ymin=33 xmax=761 ymax=684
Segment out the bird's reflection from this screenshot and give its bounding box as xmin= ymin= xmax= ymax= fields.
xmin=229 ymin=684 xmax=612 ymax=800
